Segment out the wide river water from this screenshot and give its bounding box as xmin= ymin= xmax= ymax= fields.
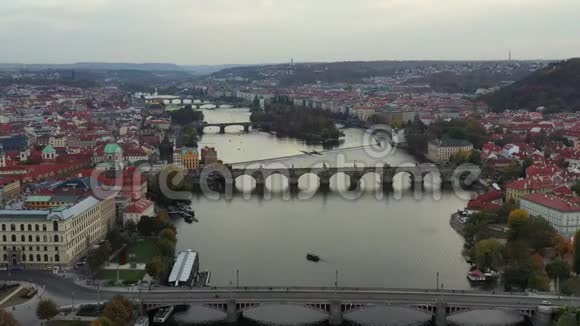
xmin=170 ymin=107 xmax=526 ymax=326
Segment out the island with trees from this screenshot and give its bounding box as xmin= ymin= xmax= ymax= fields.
xmin=250 ymin=102 xmax=344 ymax=145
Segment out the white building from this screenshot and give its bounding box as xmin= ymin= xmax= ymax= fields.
xmin=0 ymin=195 xmax=116 ymax=268
xmin=427 ymin=139 xmax=473 ymax=163
xmin=520 ymin=193 xmax=580 ymax=237
xmin=122 ymin=199 xmax=154 ymax=226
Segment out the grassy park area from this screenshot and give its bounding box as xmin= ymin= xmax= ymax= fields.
xmin=126 ymin=238 xmax=160 ymax=263
xmin=97 ymin=269 xmax=146 ymax=284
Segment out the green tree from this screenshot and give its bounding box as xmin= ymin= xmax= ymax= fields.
xmin=102 ymin=296 xmax=133 ymax=326
xmin=518 ymin=216 xmax=558 ymax=252
xmin=36 ymin=298 xmax=58 ymax=321
xmin=561 ymin=278 xmax=580 ymax=296
xmin=556 ymin=313 xmax=577 ymax=326
xmin=137 ymin=216 xmax=167 ymax=236
xmin=0 ymin=308 xmax=19 ymax=326
xmin=87 ymin=243 xmax=112 ymax=272
xmin=503 ymin=263 xmax=531 ymax=291
xmin=574 ymin=230 xmax=580 ymax=274
xmin=546 ymin=259 xmax=571 ymax=281
xmin=528 ymin=271 xmax=551 ymax=291
xmin=146 ymin=256 xmax=167 ymax=280
xmin=181 ymin=127 xmax=199 ymax=147
xmin=522 ymin=157 xmax=534 ymax=177
xmin=252 ymin=95 xmax=261 ymax=110
xmin=158 ymin=238 xmax=176 ymax=258
xmin=474 ymin=238 xmax=504 ymax=271
xmin=572 ymin=181 xmax=580 ymax=197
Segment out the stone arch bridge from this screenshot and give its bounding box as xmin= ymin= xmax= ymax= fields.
xmin=189 ymin=164 xmax=481 ymax=193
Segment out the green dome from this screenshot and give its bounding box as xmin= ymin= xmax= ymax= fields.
xmin=104 ymin=143 xmax=122 ymax=154
xmin=42 ymin=145 xmax=56 ymax=153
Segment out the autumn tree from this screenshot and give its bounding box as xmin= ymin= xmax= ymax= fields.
xmin=553 ymin=235 xmax=573 ymax=257
xmin=91 ymin=317 xmax=116 ymax=326
xmin=0 ymin=308 xmax=19 ymax=326
xmin=159 ymin=227 xmax=177 ymax=244
xmin=36 ymin=298 xmax=58 ymax=321
xmin=102 ymin=296 xmax=133 ymax=326
xmin=508 ymin=209 xmax=529 ymax=238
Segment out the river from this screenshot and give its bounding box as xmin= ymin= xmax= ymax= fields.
xmin=169 ymin=107 xmax=527 ymax=326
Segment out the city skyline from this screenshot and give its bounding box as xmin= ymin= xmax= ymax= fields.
xmin=0 ymin=0 xmax=579 ymax=65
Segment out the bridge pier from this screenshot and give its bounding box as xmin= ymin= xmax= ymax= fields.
xmin=433 ymin=302 xmax=447 ymax=326
xmin=531 ymin=307 xmax=554 ymax=326
xmin=226 ymin=299 xmax=240 ymax=323
xmin=219 ymin=125 xmax=226 ymax=134
xmin=348 ymin=174 xmax=361 ymax=191
xmin=243 ymin=125 xmax=250 ymax=133
xmin=328 ymin=301 xmax=343 ymax=326
xmin=319 ymin=178 xmax=331 ymax=193
xmin=410 ymin=177 xmax=424 ymax=191
xmin=289 ymin=179 xmax=300 ymax=193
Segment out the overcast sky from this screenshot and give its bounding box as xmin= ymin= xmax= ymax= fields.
xmin=1 ymin=0 xmax=578 ymax=65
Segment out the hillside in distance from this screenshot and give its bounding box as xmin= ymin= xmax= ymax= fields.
xmin=482 ymin=58 xmax=580 ymax=112
xmin=211 ymin=60 xmax=547 ymax=91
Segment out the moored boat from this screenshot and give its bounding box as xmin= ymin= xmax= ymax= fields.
xmin=467 ymin=270 xmax=486 ymax=282
xmin=153 ymin=306 xmax=174 ymax=323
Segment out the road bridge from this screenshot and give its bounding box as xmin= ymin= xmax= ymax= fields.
xmin=0 ymin=272 xmax=566 ymax=326
xmin=111 ymin=287 xmax=567 ymax=326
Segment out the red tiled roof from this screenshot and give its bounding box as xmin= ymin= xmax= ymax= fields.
xmin=526 ymin=164 xmax=562 ymax=178
xmin=523 ymin=193 xmax=580 ymax=212
xmin=124 ymin=199 xmax=153 ymax=214
xmin=507 ymin=177 xmax=554 ymax=191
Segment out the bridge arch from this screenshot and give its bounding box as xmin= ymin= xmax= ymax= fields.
xmin=234 ymin=175 xmax=256 ymax=192
xmin=264 ymin=172 xmax=290 ymax=192
xmin=329 ymin=172 xmax=352 ymax=192
xmin=447 ymin=308 xmax=527 ymax=325
xmin=359 ymin=171 xmax=382 ymax=191
xmin=223 ymin=124 xmax=244 ymax=133
xmin=297 ymin=172 xmax=321 ymax=192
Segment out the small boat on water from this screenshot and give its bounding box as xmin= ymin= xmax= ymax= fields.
xmin=153 ymin=306 xmax=174 ymax=323
xmin=134 ymin=316 xmax=150 ymax=326
xmin=467 ymin=270 xmax=486 ymax=282
xmin=306 ymin=253 xmax=320 ymax=262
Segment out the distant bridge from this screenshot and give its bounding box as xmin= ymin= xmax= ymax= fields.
xmin=200 ymin=122 xmax=257 ymax=134
xmin=188 ymin=164 xmax=480 ymax=193
xmin=143 ymin=96 xmax=231 ymax=108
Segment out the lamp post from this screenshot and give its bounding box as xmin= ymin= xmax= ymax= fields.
xmin=236 ymin=269 xmax=239 ymax=288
